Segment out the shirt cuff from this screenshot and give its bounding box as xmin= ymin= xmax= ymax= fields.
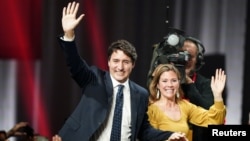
xmin=61 ymin=35 xmax=75 ymax=41
xmin=213 ymin=101 xmax=225 ymax=109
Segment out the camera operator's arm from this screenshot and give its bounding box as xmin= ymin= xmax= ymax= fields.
xmin=182 ymin=74 xmax=214 ymax=109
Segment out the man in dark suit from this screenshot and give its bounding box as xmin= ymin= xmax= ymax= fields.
xmin=57 ymin=1 xmax=187 ymax=141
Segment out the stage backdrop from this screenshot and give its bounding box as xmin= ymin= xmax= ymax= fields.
xmin=0 ymin=0 xmax=248 ymax=139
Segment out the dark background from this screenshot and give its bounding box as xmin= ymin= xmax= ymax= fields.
xmin=0 ymin=0 xmax=249 ymax=138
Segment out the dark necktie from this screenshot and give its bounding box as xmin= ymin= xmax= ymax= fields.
xmin=110 ymin=84 xmax=124 ymax=141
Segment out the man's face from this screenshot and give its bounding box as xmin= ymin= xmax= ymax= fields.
xmin=182 ymin=40 xmax=198 ymax=76
xmin=108 ymin=50 xmax=135 ymax=83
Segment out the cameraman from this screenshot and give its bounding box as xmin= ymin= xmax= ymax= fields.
xmin=181 ymin=37 xmax=214 ymax=141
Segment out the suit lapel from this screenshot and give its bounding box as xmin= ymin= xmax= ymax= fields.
xmin=129 ymin=81 xmax=141 ymax=136
xmin=104 ymin=72 xmax=113 ymax=104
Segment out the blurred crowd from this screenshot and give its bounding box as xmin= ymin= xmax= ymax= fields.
xmin=0 ymin=122 xmax=59 ymax=141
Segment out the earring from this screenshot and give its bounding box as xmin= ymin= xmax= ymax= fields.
xmin=176 ymin=92 xmax=180 ymax=98
xmin=156 ymin=89 xmax=160 ymax=99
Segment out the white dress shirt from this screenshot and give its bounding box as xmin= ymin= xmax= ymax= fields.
xmin=96 ymin=75 xmax=131 ymax=141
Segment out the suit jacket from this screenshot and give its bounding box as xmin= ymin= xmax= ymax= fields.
xmin=57 ymin=38 xmax=172 ymax=141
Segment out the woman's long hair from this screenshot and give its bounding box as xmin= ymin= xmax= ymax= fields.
xmin=148 ymin=64 xmax=185 ymax=105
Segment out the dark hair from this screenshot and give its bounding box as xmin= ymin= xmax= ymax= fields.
xmin=0 ymin=131 xmax=7 ymax=141
xmin=107 ymin=39 xmax=137 ymax=64
xmin=16 ymin=125 xmax=34 ymax=141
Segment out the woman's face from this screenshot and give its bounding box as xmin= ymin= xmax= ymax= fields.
xmin=157 ymin=70 xmax=180 ymax=99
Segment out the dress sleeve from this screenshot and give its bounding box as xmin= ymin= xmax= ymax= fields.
xmin=186 ymin=100 xmax=226 ymax=127
xmin=147 ymin=104 xmax=159 ymax=129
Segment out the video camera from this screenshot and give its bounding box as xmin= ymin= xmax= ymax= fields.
xmin=147 ymin=27 xmax=189 ymax=86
